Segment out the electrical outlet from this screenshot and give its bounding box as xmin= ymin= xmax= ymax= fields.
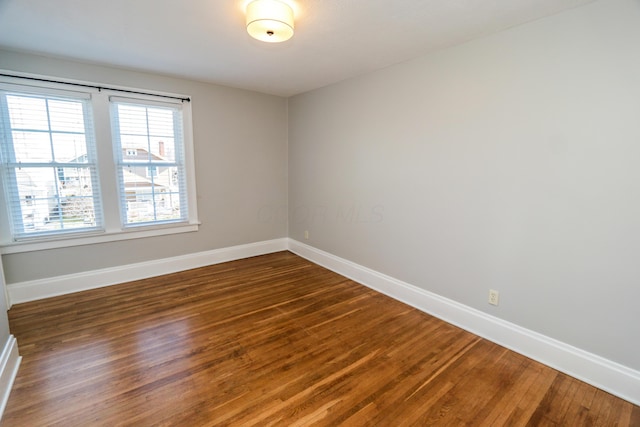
xmin=488 ymin=289 xmax=499 ymax=306
xmin=304 ymin=230 xmax=309 ymax=240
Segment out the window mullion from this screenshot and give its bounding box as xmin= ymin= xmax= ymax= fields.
xmin=91 ymin=91 xmax=121 ymax=232
xmin=81 ymin=99 xmax=103 ymax=232
xmin=44 ymin=98 xmax=55 ymax=161
xmin=145 ymin=108 xmax=158 ymax=221
xmin=44 ymin=98 xmax=63 ymax=229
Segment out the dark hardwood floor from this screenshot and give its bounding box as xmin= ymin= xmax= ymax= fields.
xmin=3 ymin=251 xmax=638 ymax=426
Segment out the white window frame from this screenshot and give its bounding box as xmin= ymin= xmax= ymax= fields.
xmin=0 ymin=72 xmax=199 ymax=254
xmin=110 ymin=96 xmax=190 ymax=228
xmin=0 ymin=86 xmax=103 ymax=239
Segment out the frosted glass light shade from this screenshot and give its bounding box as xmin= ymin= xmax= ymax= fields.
xmin=246 ymin=0 xmax=294 ymax=43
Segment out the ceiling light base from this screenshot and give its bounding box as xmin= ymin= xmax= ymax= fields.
xmin=246 ymin=0 xmax=294 ymax=43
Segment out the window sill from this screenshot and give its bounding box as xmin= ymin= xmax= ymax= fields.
xmin=0 ymin=222 xmax=200 ymax=254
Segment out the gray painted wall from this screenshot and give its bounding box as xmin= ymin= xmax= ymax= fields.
xmin=0 ymin=50 xmax=288 ymax=283
xmin=288 ymin=0 xmax=640 ymax=371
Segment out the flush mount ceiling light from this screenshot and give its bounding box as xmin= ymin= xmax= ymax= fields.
xmin=246 ymin=0 xmax=294 ymax=43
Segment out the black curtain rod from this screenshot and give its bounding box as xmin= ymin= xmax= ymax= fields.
xmin=0 ymin=73 xmax=191 ymax=102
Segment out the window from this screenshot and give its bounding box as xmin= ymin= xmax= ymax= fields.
xmin=0 ymin=90 xmax=102 ymax=239
xmin=0 ymin=77 xmax=198 ymax=252
xmin=111 ymin=99 xmax=187 ymax=226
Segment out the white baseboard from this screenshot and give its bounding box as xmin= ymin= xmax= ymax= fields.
xmin=7 ymin=238 xmax=288 ymax=305
xmin=0 ymin=335 xmax=21 ymax=419
xmin=287 ymin=239 xmax=640 ymax=406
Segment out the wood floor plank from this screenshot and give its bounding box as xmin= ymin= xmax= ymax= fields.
xmin=2 ymin=251 xmax=638 ymax=426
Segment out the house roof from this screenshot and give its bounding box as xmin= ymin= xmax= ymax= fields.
xmin=122 ymin=170 xmax=166 ymax=189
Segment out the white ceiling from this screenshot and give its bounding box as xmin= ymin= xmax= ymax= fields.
xmin=0 ymin=0 xmax=596 ymax=97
